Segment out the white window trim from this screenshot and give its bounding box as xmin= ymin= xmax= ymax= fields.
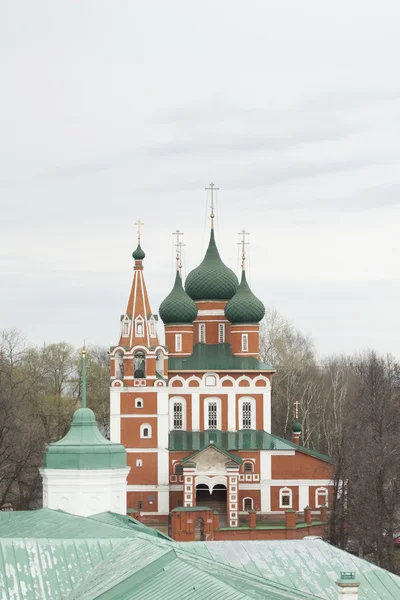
xmin=242 ymin=333 xmax=249 ymax=352
xmin=242 ymin=461 xmax=254 ymax=474
xmin=175 ymin=333 xmax=182 ymax=352
xmin=149 ymin=318 xmax=157 ymax=338
xmin=205 ymin=373 xmax=217 ymax=386
xmin=315 ymin=487 xmax=329 ymax=508
xmin=140 ymin=423 xmax=152 ymax=439
xmin=122 ymin=316 xmax=130 ymax=337
xmin=169 ymin=397 xmax=187 ymax=431
xmin=279 ymin=487 xmax=292 ymax=509
xmin=204 ymin=397 xmax=221 ymax=430
xmin=199 ymin=323 xmax=206 ymax=343
xmin=243 ymin=497 xmax=253 ymax=511
xmin=135 ymin=316 xmax=145 ymax=337
xmin=135 ymin=398 xmax=143 ymax=409
xmin=136 ymin=459 xmax=142 ymax=467
xmin=239 ymin=396 xmax=256 ymax=429
xmin=218 ymin=323 xmax=225 ymax=343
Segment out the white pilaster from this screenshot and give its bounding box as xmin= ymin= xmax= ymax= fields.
xmin=228 ymin=393 xmax=236 ymax=431
xmin=263 ymin=387 xmax=271 ymax=432
xmin=298 ymin=485 xmax=309 ymax=511
xmin=110 ymin=388 xmax=121 ymax=443
xmin=192 ymin=393 xmax=200 ymax=431
xmin=260 ymin=451 xmax=272 ymax=511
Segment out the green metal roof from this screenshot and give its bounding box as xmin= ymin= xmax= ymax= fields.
xmin=168 ymin=342 xmax=275 ymax=372
xmin=182 ymin=540 xmax=400 ymax=600
xmin=1 ymin=509 xmax=400 ymax=599
xmin=43 ymin=407 xmax=127 ymax=470
xmin=169 ymin=430 xmax=333 ymax=463
xmin=225 ymin=270 xmax=265 ymax=324
xmin=159 ymin=270 xmax=198 ymax=325
xmin=185 ymin=228 xmax=239 ymax=301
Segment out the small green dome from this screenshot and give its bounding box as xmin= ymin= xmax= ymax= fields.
xmin=224 ymin=270 xmax=265 ymax=324
xmin=292 ymin=419 xmax=302 ymax=433
xmin=159 ymin=271 xmax=198 ymax=324
xmin=43 ymin=408 xmax=127 ymax=470
xmin=185 ymin=229 xmax=239 ymax=301
xmin=132 ymin=244 xmax=145 ymax=260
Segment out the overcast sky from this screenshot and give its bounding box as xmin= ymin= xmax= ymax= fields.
xmin=1 ymin=1 xmax=400 ymax=357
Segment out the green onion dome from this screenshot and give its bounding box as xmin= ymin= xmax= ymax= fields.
xmin=185 ymin=229 xmax=239 ymax=301
xmin=132 ymin=244 xmax=146 ymax=260
xmin=159 ymin=271 xmax=198 ymax=324
xmin=43 ymin=407 xmax=127 ymax=470
xmin=292 ymin=419 xmax=302 ymax=434
xmin=224 ymin=270 xmax=265 ymax=324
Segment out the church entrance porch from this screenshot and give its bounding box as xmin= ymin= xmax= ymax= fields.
xmin=196 ymin=483 xmax=227 ymax=527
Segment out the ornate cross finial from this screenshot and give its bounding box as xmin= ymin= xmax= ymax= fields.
xmin=205 ymin=182 xmax=219 ymax=228
xmin=81 ymin=343 xmax=87 ymax=409
xmin=135 ymin=220 xmax=144 ymax=244
xmin=237 ymin=229 xmax=249 ymax=270
xmin=172 ymin=229 xmax=185 ymax=275
xmin=294 ymin=400 xmax=300 ymax=420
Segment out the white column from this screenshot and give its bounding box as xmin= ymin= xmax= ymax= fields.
xmin=192 ymin=393 xmax=200 ymax=431
xmin=263 ymin=386 xmax=271 ymax=432
xmin=260 ymin=451 xmax=271 ymax=512
xmin=110 ymin=388 xmax=121 ymax=443
xmin=228 ymin=393 xmax=236 ymax=431
xmin=298 ymin=485 xmax=309 ymax=511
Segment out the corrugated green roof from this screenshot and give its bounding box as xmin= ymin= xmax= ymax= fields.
xmin=169 ymin=430 xmax=333 ymax=463
xmin=1 ymin=509 xmax=400 ymax=599
xmin=168 ymin=342 xmax=274 ymax=372
xmin=182 ymin=540 xmax=400 ymax=600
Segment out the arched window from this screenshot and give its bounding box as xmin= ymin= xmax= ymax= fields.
xmin=170 ymin=397 xmax=186 ymax=431
xmin=315 ymin=487 xmax=329 ymax=508
xmin=243 ymin=497 xmax=253 ymax=511
xmin=115 ymin=351 xmax=124 ymax=380
xmin=135 ymin=398 xmax=143 ymax=409
xmin=156 ymin=350 xmax=164 ymax=376
xmin=149 ymin=319 xmax=156 ymax=338
xmin=243 ymin=461 xmax=254 ymax=473
xmin=279 ymin=487 xmax=292 ymax=509
xmin=173 ymin=402 xmax=183 ymax=430
xmin=218 ymin=323 xmax=225 ymax=343
xmin=122 ymin=317 xmax=130 ymax=337
xmin=134 ymin=351 xmax=146 ymax=378
xmin=140 ymin=423 xmax=152 ymax=439
xmin=208 ymin=402 xmax=218 ymax=429
xmin=174 ymin=463 xmax=183 ymax=475
xmin=242 ymin=401 xmax=252 ymax=429
xmin=242 ymin=334 xmax=248 ymax=352
xmin=239 ymin=397 xmax=255 ymax=429
xmin=204 ymin=397 xmax=221 ymax=430
xmin=135 ymin=317 xmax=145 ymax=337
xmin=199 ymin=323 xmax=206 ymax=343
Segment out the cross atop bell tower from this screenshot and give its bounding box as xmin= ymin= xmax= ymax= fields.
xmin=205 ymin=182 xmax=219 ymax=228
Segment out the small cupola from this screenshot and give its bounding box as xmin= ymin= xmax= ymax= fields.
xmin=159 ymin=271 xmax=198 ymax=325
xmin=225 ymin=270 xmax=265 ymax=324
xmin=132 ymin=244 xmax=146 ymax=261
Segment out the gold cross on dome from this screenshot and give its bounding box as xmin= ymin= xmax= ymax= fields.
xmin=172 ymin=229 xmax=185 ymax=274
xmin=135 ymin=220 xmax=144 ymax=243
xmin=205 ymin=182 xmax=219 ymax=223
xmin=237 ymin=229 xmax=249 ymax=269
xmin=294 ymin=400 xmax=300 ymax=420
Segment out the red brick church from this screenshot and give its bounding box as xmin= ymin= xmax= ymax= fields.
xmin=109 ymin=190 xmax=334 ymax=533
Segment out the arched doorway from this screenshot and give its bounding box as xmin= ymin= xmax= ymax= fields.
xmin=196 ymin=483 xmax=227 ymax=527
xmin=194 ymin=517 xmax=204 ymax=541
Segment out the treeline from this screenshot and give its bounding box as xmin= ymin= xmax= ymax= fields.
xmin=0 ymin=330 xmax=109 ymax=511
xmin=1 ymin=318 xmax=400 ymax=572
xmin=261 ymin=308 xmax=400 ymax=572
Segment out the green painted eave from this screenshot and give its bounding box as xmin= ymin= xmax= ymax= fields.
xmin=169 ymin=430 xmax=333 ymax=463
xmin=168 ymin=342 xmax=275 ymax=372
xmin=44 ymin=408 xmax=127 ymax=470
